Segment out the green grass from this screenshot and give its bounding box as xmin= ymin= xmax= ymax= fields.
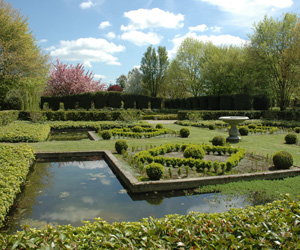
xmin=29 ymin=123 xmax=300 ymax=166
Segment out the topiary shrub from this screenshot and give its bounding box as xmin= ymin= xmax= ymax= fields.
xmin=156 ymin=124 xmax=163 ymax=129
xmin=101 ymin=130 xmax=111 ymax=140
xmin=180 ymin=127 xmax=190 ymax=138
xmin=208 ymin=124 xmax=216 ymax=130
xmin=294 ymin=127 xmax=300 ymax=133
xmin=183 ymin=145 xmax=205 ymax=159
xmin=272 ymin=151 xmax=293 ymax=169
xmin=248 ymin=124 xmax=257 ymax=129
xmin=115 ymin=139 xmax=128 ymax=154
xmin=239 ymin=126 xmax=249 ymax=136
xmin=132 ymin=126 xmax=144 ymax=133
xmin=212 ymin=136 xmax=226 ymax=146
xmin=284 ymin=133 xmax=298 ymax=144
xmin=146 ymin=163 xmax=165 ymax=180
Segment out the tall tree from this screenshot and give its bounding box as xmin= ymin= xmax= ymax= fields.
xmin=116 ymin=74 xmax=127 ymax=89
xmin=140 ymin=45 xmax=169 ymax=97
xmin=248 ymin=13 xmax=300 ymax=111
xmin=124 ymin=67 xmax=145 ymax=95
xmin=0 ymin=0 xmax=49 ymax=109
xmin=44 ymin=59 xmax=106 ymax=96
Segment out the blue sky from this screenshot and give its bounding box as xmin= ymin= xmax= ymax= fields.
xmin=7 ymin=0 xmax=300 ymax=86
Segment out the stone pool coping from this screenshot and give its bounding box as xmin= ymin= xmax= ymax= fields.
xmin=35 ymin=151 xmax=300 ymax=193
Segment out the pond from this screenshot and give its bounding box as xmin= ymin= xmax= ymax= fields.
xmin=2 ymin=157 xmax=251 ymax=233
xmin=48 ymin=130 xmax=91 ymax=141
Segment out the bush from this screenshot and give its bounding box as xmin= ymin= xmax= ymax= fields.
xmin=212 ymin=136 xmax=226 ymax=146
xmin=156 ymin=124 xmax=163 ymax=129
xmin=273 ymin=151 xmax=293 ymax=169
xmin=101 ymin=130 xmax=112 ymax=140
xmin=248 ymin=124 xmax=257 ymax=129
xmin=208 ymin=124 xmax=216 ymax=130
xmin=146 ymin=163 xmax=165 ymax=180
xmin=132 ymin=126 xmax=144 ymax=133
xmin=294 ymin=127 xmax=300 ymax=133
xmin=180 ymin=127 xmax=190 ymax=138
xmin=284 ymin=133 xmax=298 ymax=144
xmin=183 ymin=145 xmax=205 ymax=160
xmin=239 ymin=126 xmax=249 ymax=136
xmin=115 ymin=139 xmax=128 ymax=154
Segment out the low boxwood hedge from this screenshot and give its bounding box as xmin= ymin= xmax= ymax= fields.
xmin=0 ymin=144 xmax=35 ymax=227
xmin=0 ymin=121 xmax=51 ymax=142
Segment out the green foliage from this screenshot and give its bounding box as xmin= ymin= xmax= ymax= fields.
xmin=180 ymin=127 xmax=190 ymax=138
xmin=273 ymin=151 xmax=294 ymax=169
xmin=0 ymin=121 xmax=50 ymax=142
xmin=284 ymin=133 xmax=298 ymax=144
xmin=294 ymin=127 xmax=300 ymax=133
xmin=0 ymin=144 xmax=35 ymax=227
xmin=101 ymin=130 xmax=112 ymax=140
xmin=115 ymin=139 xmax=128 ymax=154
xmin=212 ymin=135 xmax=226 ymax=146
xmin=183 ymin=145 xmax=205 ymax=159
xmin=155 ymin=123 xmax=163 ymax=129
xmin=239 ymin=126 xmax=249 ymax=136
xmin=108 ymin=126 xmax=171 ymax=139
xmin=0 ymin=110 xmax=19 ymax=126
xmin=4 ymin=89 xmax=24 ymax=110
xmin=146 ymin=162 xmax=165 ymax=180
xmin=2 ymin=198 xmax=300 ymax=248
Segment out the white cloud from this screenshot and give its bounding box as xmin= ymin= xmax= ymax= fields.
xmin=38 ymin=39 xmax=48 ymax=43
xmin=79 ymin=0 xmax=96 ymax=9
xmin=199 ymin=0 xmax=293 ymax=26
xmin=121 ymin=30 xmax=162 ymax=46
xmin=99 ymin=21 xmax=111 ymax=30
xmin=48 ymin=37 xmax=125 ymax=66
xmin=121 ymin=8 xmax=184 ymax=31
xmin=83 ymin=60 xmax=92 ymax=68
xmin=94 ymin=74 xmax=106 ymax=79
xmin=168 ymin=32 xmax=247 ymax=58
xmin=106 ymin=32 xmax=116 ymax=39
xmin=189 ymin=24 xmax=209 ymax=32
xmin=211 ymin=26 xmax=221 ymax=33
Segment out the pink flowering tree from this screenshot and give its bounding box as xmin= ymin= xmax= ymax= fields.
xmin=107 ymin=84 xmax=123 ymax=92
xmin=44 ymin=59 xmax=106 ymax=96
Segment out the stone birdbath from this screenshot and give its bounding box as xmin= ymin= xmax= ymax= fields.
xmin=219 ymin=116 xmax=249 ymax=142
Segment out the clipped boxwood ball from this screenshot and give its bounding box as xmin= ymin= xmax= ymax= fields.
xmin=132 ymin=126 xmax=143 ymax=133
xmin=294 ymin=127 xmax=300 ymax=133
xmin=239 ymin=126 xmax=249 ymax=136
xmin=115 ymin=139 xmax=128 ymax=154
xmin=183 ymin=145 xmax=205 ymax=159
xmin=180 ymin=127 xmax=190 ymax=138
xmin=155 ymin=124 xmax=163 ymax=129
xmin=284 ymin=133 xmax=298 ymax=144
xmin=212 ymin=136 xmax=226 ymax=146
xmin=146 ymin=163 xmax=165 ymax=180
xmin=101 ymin=130 xmax=111 ymax=140
xmin=273 ymin=151 xmax=293 ymax=169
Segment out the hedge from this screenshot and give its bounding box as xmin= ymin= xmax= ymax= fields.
xmin=0 ymin=110 xmax=19 ymax=126
xmin=0 ymin=121 xmax=51 ymax=142
xmin=107 ymin=127 xmax=172 ymax=139
xmin=0 ymin=144 xmax=35 ymax=227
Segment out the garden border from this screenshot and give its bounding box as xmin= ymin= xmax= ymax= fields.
xmin=35 ymin=151 xmax=300 ymax=193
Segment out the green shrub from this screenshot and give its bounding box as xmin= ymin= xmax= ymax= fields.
xmin=208 ymin=124 xmax=216 ymax=130
xmin=212 ymin=136 xmax=226 ymax=146
xmin=180 ymin=127 xmax=190 ymax=138
xmin=294 ymin=127 xmax=300 ymax=133
xmin=101 ymin=130 xmax=112 ymax=140
xmin=155 ymin=123 xmax=163 ymax=129
xmin=273 ymin=151 xmax=293 ymax=169
xmin=284 ymin=133 xmax=298 ymax=144
xmin=239 ymin=126 xmax=249 ymax=136
xmin=183 ymin=145 xmax=205 ymax=160
xmin=248 ymin=124 xmax=257 ymax=129
xmin=115 ymin=139 xmax=128 ymax=154
xmin=146 ymin=163 xmax=165 ymax=180
xmin=132 ymin=126 xmax=144 ymax=132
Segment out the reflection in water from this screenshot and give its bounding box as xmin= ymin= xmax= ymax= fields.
xmin=2 ymin=158 xmax=252 ymax=233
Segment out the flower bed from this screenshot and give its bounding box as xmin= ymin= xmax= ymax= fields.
xmin=0 ymin=144 xmax=35 ymax=227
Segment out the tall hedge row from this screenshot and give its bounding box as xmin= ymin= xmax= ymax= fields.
xmin=164 ymin=94 xmax=270 ymax=111
xmin=41 ymin=92 xmax=162 ymax=111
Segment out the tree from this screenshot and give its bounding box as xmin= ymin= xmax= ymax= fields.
xmin=0 ymin=0 xmax=49 ymax=110
xmin=107 ymin=84 xmax=123 ymax=92
xmin=116 ymin=74 xmax=127 ymax=89
xmin=44 ymin=59 xmax=106 ymax=96
xmin=140 ymin=45 xmax=169 ymax=97
xmin=124 ymin=67 xmax=145 ymax=95
xmin=248 ymin=13 xmax=300 ymax=111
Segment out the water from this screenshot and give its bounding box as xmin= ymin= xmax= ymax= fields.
xmin=2 ymin=158 xmax=250 ymax=232
xmin=48 ymin=131 xmax=90 ymax=141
